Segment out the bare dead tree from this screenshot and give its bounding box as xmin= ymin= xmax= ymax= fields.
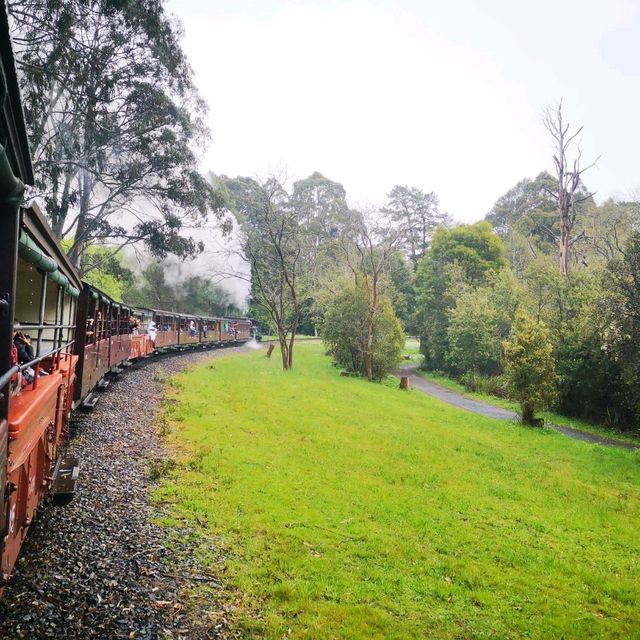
xmin=542 ymin=101 xmax=598 ymax=280
xmin=340 ymin=211 xmax=405 ymax=381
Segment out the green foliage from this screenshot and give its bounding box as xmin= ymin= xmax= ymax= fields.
xmin=320 ymin=279 xmax=404 ymax=380
xmin=381 ymin=185 xmax=450 ymax=268
xmin=387 ymin=252 xmax=416 ymax=332
xmin=447 ymin=288 xmax=501 ymax=376
xmin=597 ymin=231 xmax=640 ymax=424
xmin=11 ymin=0 xmax=225 ymax=268
xmin=59 ymin=240 xmax=134 ymax=300
xmin=158 ymin=343 xmax=640 ymax=639
xmin=503 ymin=311 xmax=558 ymax=425
xmin=428 ymin=221 xmax=507 ymax=282
xmin=122 ymin=262 xmax=241 ymax=315
xmin=415 ymin=222 xmax=507 ymax=370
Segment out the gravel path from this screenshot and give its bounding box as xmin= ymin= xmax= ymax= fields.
xmin=399 ymin=364 xmax=640 ymax=451
xmin=0 ymin=346 xmax=251 ymax=639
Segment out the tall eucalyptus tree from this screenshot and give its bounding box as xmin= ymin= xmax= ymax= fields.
xmin=8 ymin=0 xmax=225 ymax=272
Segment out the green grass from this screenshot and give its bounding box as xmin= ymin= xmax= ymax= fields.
xmin=261 ymin=334 xmax=320 ymax=342
xmin=157 ymin=342 xmax=640 ymax=639
xmin=417 ymin=370 xmax=640 ymax=446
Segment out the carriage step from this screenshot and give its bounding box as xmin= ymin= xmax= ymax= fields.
xmin=107 ymin=366 xmax=123 ymax=375
xmin=52 ymin=455 xmax=80 ymax=506
xmin=97 ymin=378 xmax=110 ymax=391
xmin=120 ymin=360 xmax=132 ymax=367
xmin=81 ymin=393 xmax=99 ymax=411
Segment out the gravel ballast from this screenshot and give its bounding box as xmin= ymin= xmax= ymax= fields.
xmin=0 ymin=347 xmax=249 ymax=639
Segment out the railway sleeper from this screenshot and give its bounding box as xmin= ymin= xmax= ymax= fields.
xmin=51 ymin=455 xmax=81 ymax=506
xmin=81 ymin=393 xmax=99 ymax=411
xmin=97 ymin=378 xmax=110 ymax=391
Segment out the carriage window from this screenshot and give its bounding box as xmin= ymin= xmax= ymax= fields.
xmin=14 ymin=259 xmax=41 ymax=326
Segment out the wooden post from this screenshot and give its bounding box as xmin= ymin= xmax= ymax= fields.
xmin=399 ymin=376 xmax=410 ymax=390
xmin=266 ymin=344 xmax=275 ymax=358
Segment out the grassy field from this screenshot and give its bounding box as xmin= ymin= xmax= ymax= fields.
xmin=157 ymin=341 xmax=640 ymax=639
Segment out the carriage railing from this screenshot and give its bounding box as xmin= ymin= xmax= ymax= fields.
xmin=0 ymin=339 xmax=76 ymax=398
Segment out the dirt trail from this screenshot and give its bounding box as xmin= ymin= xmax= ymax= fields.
xmin=399 ymin=364 xmax=639 ymax=451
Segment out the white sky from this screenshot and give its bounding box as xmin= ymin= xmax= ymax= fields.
xmin=167 ymin=0 xmax=640 ymax=223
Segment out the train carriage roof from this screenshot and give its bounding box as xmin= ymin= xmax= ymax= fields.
xmin=21 ymin=203 xmax=82 ymax=293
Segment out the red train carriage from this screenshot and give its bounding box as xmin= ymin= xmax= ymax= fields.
xmin=0 ymin=29 xmax=82 ymax=585
xmin=109 ymin=302 xmax=133 ymax=367
xmin=150 ymin=309 xmax=180 ymax=348
xmin=74 ymin=285 xmax=113 ymax=404
xmin=130 ymin=308 xmax=154 ymax=359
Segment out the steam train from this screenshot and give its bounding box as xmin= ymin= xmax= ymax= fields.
xmin=0 ymin=7 xmax=251 ymax=592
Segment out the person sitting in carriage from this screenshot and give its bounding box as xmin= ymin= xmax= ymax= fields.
xmin=13 ymin=330 xmax=34 ymax=364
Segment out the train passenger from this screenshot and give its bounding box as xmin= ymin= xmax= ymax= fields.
xmin=231 ymin=320 xmax=238 ymax=339
xmin=202 ymin=322 xmax=208 ymax=338
xmin=189 ymin=319 xmax=196 ymax=338
xmin=86 ymin=318 xmax=95 ymax=344
xmin=147 ymin=320 xmax=157 ymax=346
xmin=129 ymin=315 xmax=139 ymax=335
xmin=9 ymin=335 xmax=21 ymax=395
xmin=13 ymin=331 xmax=34 ymax=364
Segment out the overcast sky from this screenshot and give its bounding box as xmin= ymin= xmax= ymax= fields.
xmin=166 ymin=0 xmax=640 ymax=223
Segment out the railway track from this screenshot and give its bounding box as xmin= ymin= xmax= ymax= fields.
xmin=0 ymin=344 xmax=253 ymax=640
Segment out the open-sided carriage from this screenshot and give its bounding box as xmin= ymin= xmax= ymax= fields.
xmin=0 ymin=15 xmax=83 ymax=584
xmin=0 ymin=6 xmax=254 ymax=593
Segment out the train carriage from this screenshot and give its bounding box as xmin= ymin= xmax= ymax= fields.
xmin=200 ymin=317 xmax=220 ymax=344
xmin=148 ymin=309 xmax=179 ymax=348
xmin=0 ymin=5 xmax=254 ymax=592
xmin=177 ymin=314 xmax=200 ymax=346
xmin=74 ymin=285 xmax=114 ymax=403
xmin=108 ymin=302 xmax=133 ymax=368
xmin=0 ymin=21 xmax=83 ymax=584
xmin=130 ymin=308 xmax=154 ymax=358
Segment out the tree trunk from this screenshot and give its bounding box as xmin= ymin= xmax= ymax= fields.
xmin=560 ymin=213 xmax=570 ymax=280
xmin=521 ymin=403 xmax=536 ymax=426
xmin=365 ymin=311 xmax=374 ymax=381
xmin=69 ymin=169 xmax=93 ymax=268
xmin=287 ymin=319 xmax=297 ymax=369
xmin=279 ymin=334 xmax=289 ymax=370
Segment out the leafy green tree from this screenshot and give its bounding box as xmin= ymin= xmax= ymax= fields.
xmin=321 ymin=279 xmax=404 ymax=380
xmin=9 ymin=0 xmax=225 ymax=271
xmin=382 ymin=185 xmax=450 ymax=269
xmin=446 ymin=268 xmax=522 ymax=378
xmin=415 ymin=222 xmax=506 ymax=370
xmin=447 ymin=289 xmax=500 ymax=377
xmin=597 ymin=232 xmax=640 ymax=425
xmin=81 ymin=246 xmax=135 ymax=301
xmin=123 ymin=263 xmax=177 ymax=310
xmin=388 ymin=252 xmax=416 ymax=332
xmin=225 ymin=176 xmax=306 ymax=370
xmin=503 ymin=311 xmax=558 ymax=425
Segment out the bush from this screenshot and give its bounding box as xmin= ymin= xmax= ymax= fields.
xmin=460 ymin=372 xmax=508 ymax=398
xmin=503 ymin=311 xmax=558 ymax=425
xmin=321 ymin=280 xmax=405 ymax=381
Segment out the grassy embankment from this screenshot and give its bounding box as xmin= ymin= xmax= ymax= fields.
xmin=403 ymin=338 xmax=640 ymax=446
xmin=157 ymin=341 xmax=640 ymax=639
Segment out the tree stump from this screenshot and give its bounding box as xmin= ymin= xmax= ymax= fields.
xmin=399 ymin=376 xmax=410 ymax=390
xmin=266 ymin=344 xmax=275 ymax=358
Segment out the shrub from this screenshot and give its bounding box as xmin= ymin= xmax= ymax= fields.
xmin=503 ymin=311 xmax=558 ymax=425
xmin=321 ymin=280 xmax=405 ymax=381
